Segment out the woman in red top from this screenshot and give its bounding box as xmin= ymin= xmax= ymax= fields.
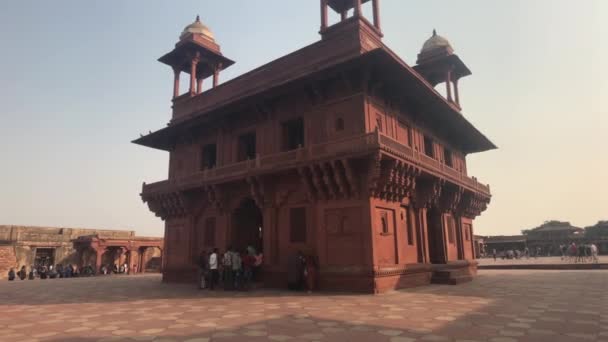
xmin=304 ymin=255 xmax=318 ymax=293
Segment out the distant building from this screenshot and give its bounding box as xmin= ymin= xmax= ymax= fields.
xmin=585 ymin=221 xmax=608 ymax=253
xmin=483 ymin=235 xmax=527 ymax=254
xmin=523 ymin=221 xmax=584 ymax=255
xmin=0 ymin=226 xmax=163 ymax=278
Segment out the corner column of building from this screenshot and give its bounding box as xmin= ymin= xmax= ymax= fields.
xmin=372 ymin=0 xmax=381 ymax=30
xmin=454 ymin=78 xmax=460 ymax=106
xmin=172 ymin=66 xmax=180 ymax=99
xmin=455 ymin=215 xmax=465 ymax=260
xmin=446 ymin=70 xmax=453 ymax=103
xmin=354 ymin=0 xmax=362 ymax=17
xmin=196 ymin=78 xmax=203 ymax=94
xmin=213 ymin=63 xmax=222 ymax=88
xmin=417 ymin=207 xmax=430 ymax=263
xmin=320 ymin=0 xmax=328 ymax=30
xmin=189 ymin=55 xmax=200 ymax=95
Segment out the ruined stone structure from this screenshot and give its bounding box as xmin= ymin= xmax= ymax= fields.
xmin=134 ymin=0 xmax=494 ymax=292
xmin=0 ymin=226 xmax=163 ymax=278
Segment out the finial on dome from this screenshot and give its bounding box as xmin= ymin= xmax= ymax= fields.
xmin=196 ymin=15 xmax=200 ymax=22
xmin=432 ymin=29 xmax=437 ymax=37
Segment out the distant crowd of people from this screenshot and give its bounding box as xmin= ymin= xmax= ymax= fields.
xmin=490 ymin=242 xmax=599 ymax=263
xmin=198 ymin=247 xmax=318 ymax=293
xmin=7 ymin=263 xmax=94 ymax=281
xmin=560 ymin=243 xmax=599 ymax=263
xmin=7 ymin=262 xmax=138 ymax=281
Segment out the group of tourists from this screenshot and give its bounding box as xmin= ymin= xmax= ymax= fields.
xmin=7 ymin=263 xmax=94 ymax=281
xmin=99 ymin=263 xmax=136 ymax=275
xmin=198 ymin=247 xmax=318 ymax=293
xmin=7 ymin=261 xmax=141 ymax=281
xmin=560 ymin=243 xmax=599 ymax=263
xmin=198 ymin=246 xmax=262 ymax=291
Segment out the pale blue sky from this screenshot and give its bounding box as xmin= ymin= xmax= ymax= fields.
xmin=1 ymin=1 xmax=606 ymax=236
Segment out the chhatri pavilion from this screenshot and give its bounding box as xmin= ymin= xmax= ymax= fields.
xmin=134 ymin=0 xmax=495 ymax=293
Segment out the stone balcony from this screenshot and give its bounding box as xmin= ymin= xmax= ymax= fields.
xmin=142 ymin=130 xmax=490 ymax=198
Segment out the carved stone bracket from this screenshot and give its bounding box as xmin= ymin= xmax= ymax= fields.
xmin=142 ymin=191 xmax=190 ymax=221
xmin=246 ymin=176 xmax=265 ymax=209
xmin=369 ymin=156 xmax=420 ymax=203
xmin=457 ymin=191 xmax=491 ymax=219
xmin=414 ymin=178 xmax=445 ymax=209
xmin=204 ymin=184 xmax=225 ymax=213
xmin=439 ymin=185 xmax=464 ymax=213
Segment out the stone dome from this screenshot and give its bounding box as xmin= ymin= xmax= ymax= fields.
xmin=420 ymin=29 xmax=453 ymax=55
xmin=180 ymin=15 xmax=214 ymax=41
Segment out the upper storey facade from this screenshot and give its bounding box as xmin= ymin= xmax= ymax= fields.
xmin=135 ymin=12 xmax=494 ymax=200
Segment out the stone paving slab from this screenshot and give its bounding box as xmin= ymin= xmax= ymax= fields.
xmin=1 ymin=270 xmax=607 ymax=342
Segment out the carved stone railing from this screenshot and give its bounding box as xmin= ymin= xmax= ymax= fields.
xmin=377 ymin=132 xmax=490 ymax=196
xmin=142 ymin=130 xmax=489 ymax=197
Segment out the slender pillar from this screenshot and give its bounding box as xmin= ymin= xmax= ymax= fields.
xmin=197 ymin=78 xmax=203 ymax=94
xmin=320 ymin=0 xmax=328 ymax=30
xmin=354 ymin=0 xmax=362 ymax=17
xmin=446 ymin=70 xmax=453 ymax=102
xmin=454 ymin=78 xmax=460 ymax=106
xmin=172 ymin=67 xmax=180 ymax=99
xmin=213 ymin=64 xmax=222 ymax=87
xmin=190 ymin=57 xmax=199 ymax=95
xmin=95 ymin=248 xmax=104 ymax=273
xmin=372 ymin=0 xmax=381 ymax=30
xmin=341 ymin=10 xmax=347 ymax=21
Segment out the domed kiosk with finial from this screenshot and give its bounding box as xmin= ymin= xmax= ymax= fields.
xmin=159 ymin=15 xmax=234 ymax=99
xmin=180 ymin=15 xmax=215 ymax=41
xmin=414 ymin=29 xmax=471 ymax=108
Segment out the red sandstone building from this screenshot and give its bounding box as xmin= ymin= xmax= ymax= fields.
xmin=134 ymin=0 xmax=495 ymax=293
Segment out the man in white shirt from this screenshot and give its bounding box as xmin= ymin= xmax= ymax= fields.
xmin=208 ymin=248 xmax=219 ymax=290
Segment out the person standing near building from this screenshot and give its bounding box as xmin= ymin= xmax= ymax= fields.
xmin=222 ymin=247 xmax=233 ymax=290
xmin=8 ymin=268 xmax=16 ymax=281
xmin=208 ymin=248 xmax=219 ymax=290
xmin=591 ymin=243 xmax=599 ymax=263
xmin=231 ymin=250 xmax=242 ymax=290
xmin=492 ymin=249 xmax=497 ymax=262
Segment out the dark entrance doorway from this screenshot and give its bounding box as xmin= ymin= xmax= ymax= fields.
xmin=426 ymin=208 xmax=446 ymax=264
xmin=35 ymin=248 xmax=55 ymax=266
xmin=232 ymin=198 xmax=263 ymax=253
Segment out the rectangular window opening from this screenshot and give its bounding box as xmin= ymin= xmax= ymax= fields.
xmin=423 ymin=135 xmax=434 ymax=158
xmin=200 ymin=143 xmax=217 ymax=170
xmin=444 ymin=147 xmax=453 ymax=168
xmin=282 ymin=118 xmax=305 ymax=151
xmin=237 ymin=132 xmax=256 ymax=161
xmin=290 ymin=207 xmax=307 ymax=243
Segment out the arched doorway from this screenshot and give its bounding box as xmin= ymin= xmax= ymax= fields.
xmin=232 ymin=198 xmax=263 ymax=253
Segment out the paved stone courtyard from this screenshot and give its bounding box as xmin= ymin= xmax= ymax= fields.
xmin=1 ymin=270 xmax=607 ymax=342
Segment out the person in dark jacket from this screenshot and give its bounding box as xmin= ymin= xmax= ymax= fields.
xmin=8 ymin=268 xmax=16 ymax=281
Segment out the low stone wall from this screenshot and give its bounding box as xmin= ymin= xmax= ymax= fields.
xmin=0 ymin=245 xmax=17 ymax=279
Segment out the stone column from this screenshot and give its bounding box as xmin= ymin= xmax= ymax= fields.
xmin=320 ymin=0 xmax=328 ymax=30
xmin=172 ymin=66 xmax=180 ymax=99
xmin=446 ymin=70 xmax=453 ymax=103
xmin=354 ymin=0 xmax=362 ymax=17
xmin=95 ymin=248 xmax=104 ymax=273
xmin=213 ymin=63 xmax=222 ymax=88
xmin=190 ymin=57 xmax=199 ymax=95
xmin=196 ymin=78 xmax=203 ymax=94
xmin=372 ymin=0 xmax=381 ymax=30
xmin=454 ymin=78 xmax=460 ymax=106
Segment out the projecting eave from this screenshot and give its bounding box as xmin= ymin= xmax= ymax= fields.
xmin=133 ymin=45 xmax=497 ymax=154
xmin=368 ymin=47 xmax=497 ymax=154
